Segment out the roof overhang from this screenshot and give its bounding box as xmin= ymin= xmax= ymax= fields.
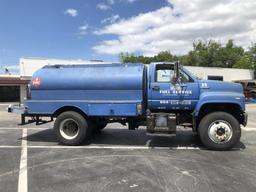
xmin=0 ymin=75 xmax=29 ymax=85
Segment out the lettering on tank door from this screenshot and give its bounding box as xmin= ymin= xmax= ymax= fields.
xmin=159 ymin=100 xmax=192 ymax=105
xmin=158 ymin=100 xmax=192 ymax=110
xmin=159 ymin=89 xmax=192 ymax=95
xmin=158 ymin=86 xmax=192 ymax=109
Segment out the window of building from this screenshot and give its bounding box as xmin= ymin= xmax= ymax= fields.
xmin=0 ymin=86 xmax=20 ymax=102
xmin=208 ymin=75 xmax=223 ymax=81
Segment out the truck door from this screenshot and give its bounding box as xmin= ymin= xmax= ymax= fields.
xmin=149 ymin=63 xmax=199 ymax=111
xmin=149 ymin=63 xmax=178 ymax=110
xmin=177 ymin=68 xmax=200 ymax=110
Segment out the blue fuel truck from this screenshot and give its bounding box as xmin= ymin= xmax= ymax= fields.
xmin=8 ymin=62 xmax=248 ymax=150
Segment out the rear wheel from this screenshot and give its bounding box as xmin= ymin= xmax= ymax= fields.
xmin=54 ymin=111 xmax=91 ymax=145
xmin=198 ymin=112 xmax=241 ymax=150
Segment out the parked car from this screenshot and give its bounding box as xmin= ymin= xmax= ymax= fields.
xmin=234 ymin=80 xmax=256 ymax=99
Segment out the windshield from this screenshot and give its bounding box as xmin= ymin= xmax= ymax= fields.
xmin=181 ymin=67 xmax=198 ymax=81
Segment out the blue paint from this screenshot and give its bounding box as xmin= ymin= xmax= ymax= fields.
xmin=28 ymin=64 xmax=146 ymax=116
xmin=147 ymin=63 xmax=245 ymax=113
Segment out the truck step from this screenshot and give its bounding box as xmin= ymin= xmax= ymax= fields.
xmin=146 ymin=132 xmax=176 ymax=137
xmin=153 ymin=127 xmax=174 ymax=132
xmin=147 ymin=113 xmax=176 ymax=134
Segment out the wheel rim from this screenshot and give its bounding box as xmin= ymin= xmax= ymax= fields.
xmin=59 ymin=118 xmax=80 ymax=140
xmin=208 ymin=120 xmax=233 ymax=144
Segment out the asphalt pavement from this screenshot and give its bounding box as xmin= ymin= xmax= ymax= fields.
xmin=0 ymin=104 xmax=256 ymax=192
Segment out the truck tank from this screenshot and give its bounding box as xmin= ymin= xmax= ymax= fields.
xmin=27 ymin=64 xmax=147 ymax=116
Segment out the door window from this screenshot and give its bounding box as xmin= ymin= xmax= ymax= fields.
xmin=179 ymin=70 xmax=193 ymax=83
xmin=155 ymin=64 xmax=174 ymax=83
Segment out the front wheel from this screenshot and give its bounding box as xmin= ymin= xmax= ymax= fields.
xmin=198 ymin=112 xmax=241 ymax=150
xmin=54 ymin=111 xmax=91 ymax=145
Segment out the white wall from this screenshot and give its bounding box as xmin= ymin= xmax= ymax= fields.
xmin=184 ymin=66 xmax=254 ymax=82
xmin=20 ymin=57 xmax=113 ymax=77
xmin=20 ymin=84 xmax=27 ymax=103
xmin=19 ymin=58 xmax=254 ymax=82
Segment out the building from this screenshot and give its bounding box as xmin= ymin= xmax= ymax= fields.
xmin=20 ymin=57 xmax=112 ymax=78
xmin=185 ymin=66 xmax=254 ymax=82
xmin=0 ymin=75 xmax=29 ymax=102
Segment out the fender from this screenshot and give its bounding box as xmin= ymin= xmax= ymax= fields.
xmin=194 ymin=91 xmax=245 ymax=116
xmin=26 ymin=100 xmax=90 ymax=115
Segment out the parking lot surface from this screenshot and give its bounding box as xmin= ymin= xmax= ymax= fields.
xmin=0 ymin=104 xmax=256 ymax=192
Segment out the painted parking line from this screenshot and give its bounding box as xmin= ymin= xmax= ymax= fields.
xmin=246 ymin=110 xmax=256 ymax=112
xmin=0 ymin=127 xmax=255 ymax=131
xmin=0 ymin=127 xmax=51 ymax=130
xmin=0 ymin=145 xmax=201 ymax=150
xmin=241 ymin=127 xmax=256 ymax=131
xmin=0 ymin=103 xmax=14 ymax=106
xmin=0 ymin=145 xmax=244 ymax=151
xmin=18 ymin=129 xmax=28 ymax=192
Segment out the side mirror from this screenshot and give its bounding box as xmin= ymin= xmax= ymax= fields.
xmin=172 ymin=62 xmax=180 ymax=83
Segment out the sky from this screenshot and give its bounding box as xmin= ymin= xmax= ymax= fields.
xmin=0 ymin=0 xmax=256 ymax=72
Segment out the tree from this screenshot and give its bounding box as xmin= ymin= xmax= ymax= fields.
xmin=181 ymin=40 xmax=245 ymax=68
xmin=220 ymin=40 xmax=244 ymax=68
xmin=248 ymin=43 xmax=256 ymax=69
xmin=233 ymin=54 xmax=252 ymax=69
xmin=119 ymin=40 xmax=254 ymax=70
xmin=232 ymin=43 xmax=256 ymax=69
xmin=119 ymin=51 xmax=176 ymax=64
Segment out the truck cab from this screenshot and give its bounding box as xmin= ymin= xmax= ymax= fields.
xmin=146 ymin=62 xmax=247 ymax=149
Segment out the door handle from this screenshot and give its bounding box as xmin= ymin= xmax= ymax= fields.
xmin=152 ymin=86 xmax=160 ymax=91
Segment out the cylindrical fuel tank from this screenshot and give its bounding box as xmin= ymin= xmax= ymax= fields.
xmin=31 ymin=64 xmax=145 ymax=90
xmin=30 ymin=63 xmax=147 ymax=101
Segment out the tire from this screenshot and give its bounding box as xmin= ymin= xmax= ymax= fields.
xmin=54 ymin=111 xmax=91 ymax=145
xmin=198 ymin=112 xmax=241 ymax=150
